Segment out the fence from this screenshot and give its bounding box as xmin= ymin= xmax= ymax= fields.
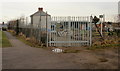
xmin=8 ymin=17 xmax=48 ymax=45
xmin=18 ymin=17 xmax=46 ymax=45
xmin=8 ymin=16 xmax=92 ymax=47
xmin=48 ymin=16 xmax=92 ymax=47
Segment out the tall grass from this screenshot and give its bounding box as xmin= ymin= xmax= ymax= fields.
xmin=1 ymin=31 xmax=12 ymax=47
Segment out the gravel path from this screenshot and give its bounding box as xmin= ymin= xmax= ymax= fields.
xmin=2 ymin=31 xmax=79 ymax=69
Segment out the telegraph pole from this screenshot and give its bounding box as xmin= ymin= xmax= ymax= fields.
xmin=16 ymin=19 xmax=19 ymax=35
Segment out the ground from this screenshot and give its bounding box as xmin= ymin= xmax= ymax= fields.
xmin=57 ymin=48 xmax=118 ymax=69
xmin=2 ymin=31 xmax=119 ymax=69
xmin=2 ymin=31 xmax=79 ymax=69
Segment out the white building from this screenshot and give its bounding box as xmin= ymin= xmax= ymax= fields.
xmin=30 ymin=8 xmax=51 ymax=30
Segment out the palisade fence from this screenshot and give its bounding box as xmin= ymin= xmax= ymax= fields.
xmin=9 ymin=16 xmax=92 ymax=47
xmin=49 ymin=16 xmax=92 ymax=47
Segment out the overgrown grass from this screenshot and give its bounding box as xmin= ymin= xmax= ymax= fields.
xmin=87 ymin=43 xmax=120 ymax=50
xmin=16 ymin=36 xmax=43 ymax=48
xmin=8 ymin=30 xmax=45 ymax=48
xmin=89 ymin=33 xmax=120 ymax=50
xmin=0 ymin=31 xmax=12 ymax=47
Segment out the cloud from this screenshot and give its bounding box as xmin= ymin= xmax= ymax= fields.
xmin=0 ymin=2 xmax=118 ymax=22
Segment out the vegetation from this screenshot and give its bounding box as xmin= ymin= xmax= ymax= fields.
xmin=88 ymin=31 xmax=120 ymax=50
xmin=8 ymin=29 xmax=120 ymax=52
xmin=0 ymin=31 xmax=12 ymax=47
xmin=17 ymin=36 xmax=43 ymax=48
xmin=8 ymin=30 xmax=44 ymax=48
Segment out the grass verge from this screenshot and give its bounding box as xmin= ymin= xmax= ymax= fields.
xmin=0 ymin=31 xmax=12 ymax=47
xmin=17 ymin=36 xmax=43 ymax=48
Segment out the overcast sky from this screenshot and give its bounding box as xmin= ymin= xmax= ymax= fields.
xmin=0 ymin=0 xmax=119 ymax=23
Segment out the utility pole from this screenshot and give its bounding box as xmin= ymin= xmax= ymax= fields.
xmin=16 ymin=19 xmax=19 ymax=35
xmin=25 ymin=17 xmax=28 ymax=37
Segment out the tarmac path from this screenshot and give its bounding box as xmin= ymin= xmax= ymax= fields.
xmin=2 ymin=31 xmax=80 ymax=69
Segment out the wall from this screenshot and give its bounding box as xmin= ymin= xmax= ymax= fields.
xmin=32 ymin=16 xmax=51 ymax=29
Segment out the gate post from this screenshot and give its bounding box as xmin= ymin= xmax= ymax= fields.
xmin=68 ymin=16 xmax=71 ymax=47
xmin=90 ymin=16 xmax=92 ymax=46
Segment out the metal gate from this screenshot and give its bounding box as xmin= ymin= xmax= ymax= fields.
xmin=48 ymin=16 xmax=92 ymax=47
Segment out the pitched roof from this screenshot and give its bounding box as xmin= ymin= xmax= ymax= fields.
xmin=30 ymin=10 xmax=51 ymax=17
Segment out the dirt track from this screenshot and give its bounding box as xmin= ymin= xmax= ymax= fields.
xmin=2 ymin=31 xmax=118 ymax=69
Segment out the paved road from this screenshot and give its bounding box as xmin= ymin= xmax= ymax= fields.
xmin=2 ymin=32 xmax=80 ymax=69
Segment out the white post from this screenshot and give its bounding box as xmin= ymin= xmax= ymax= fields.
xmin=90 ymin=16 xmax=92 ymax=46
xmin=103 ymin=14 xmax=105 ymax=22
xmin=68 ymin=16 xmax=71 ymax=47
xmin=101 ymin=18 xmax=103 ymax=36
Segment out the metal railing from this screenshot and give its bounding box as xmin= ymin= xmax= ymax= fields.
xmin=8 ymin=16 xmax=92 ymax=47
xmin=48 ymin=16 xmax=92 ymax=47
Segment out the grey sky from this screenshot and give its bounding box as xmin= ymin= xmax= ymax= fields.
xmin=1 ymin=2 xmax=118 ymax=23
